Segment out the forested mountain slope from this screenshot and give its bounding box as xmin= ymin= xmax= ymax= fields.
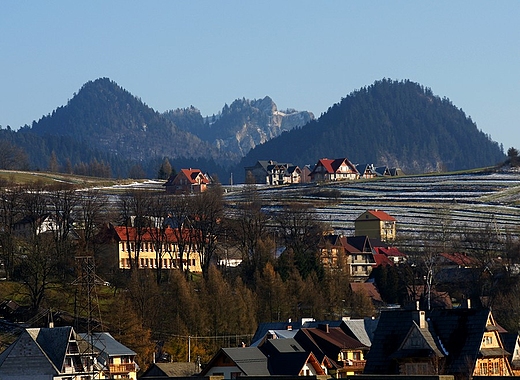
xmin=29 ymin=78 xmax=222 ymax=163
xmin=237 ymin=79 xmax=505 ymax=180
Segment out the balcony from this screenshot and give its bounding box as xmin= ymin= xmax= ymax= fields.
xmin=109 ymin=363 xmax=137 ymax=374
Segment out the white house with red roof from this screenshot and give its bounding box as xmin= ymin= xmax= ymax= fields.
xmin=310 ymin=158 xmax=360 ymax=182
xmin=163 ymin=168 xmax=209 ymax=194
xmin=355 ymin=210 xmax=396 ymax=242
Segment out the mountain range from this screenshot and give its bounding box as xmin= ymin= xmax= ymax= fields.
xmin=0 ymin=77 xmax=505 ymax=182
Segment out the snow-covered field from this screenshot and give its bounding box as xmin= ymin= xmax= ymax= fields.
xmin=242 ymin=171 xmax=520 ymax=238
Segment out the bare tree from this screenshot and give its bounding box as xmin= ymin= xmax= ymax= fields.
xmin=190 ymin=186 xmax=224 ymax=278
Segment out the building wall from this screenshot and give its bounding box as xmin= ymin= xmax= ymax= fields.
xmin=117 ymin=241 xmax=202 ymax=272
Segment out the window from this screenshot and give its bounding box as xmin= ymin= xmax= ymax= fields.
xmin=231 ymin=372 xmax=241 ymax=379
xmin=479 ymin=361 xmax=488 ymax=375
xmin=492 ymin=361 xmax=500 ymax=375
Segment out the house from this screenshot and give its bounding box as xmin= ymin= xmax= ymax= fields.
xmin=95 ymin=224 xmax=202 ymax=272
xmin=310 ymin=158 xmax=359 ymax=182
xmin=345 ymin=236 xmax=376 ymax=281
xmin=244 ymin=160 xmax=302 ymax=185
xmin=200 ymin=338 xmax=327 ymax=379
xmin=295 ymin=325 xmax=369 ymax=376
xmin=79 ymin=332 xmax=138 ymax=379
xmin=0 ymin=326 xmax=138 ymax=380
xmin=355 ymin=164 xmax=379 ymax=179
xmin=163 ymin=168 xmax=209 ymax=194
xmin=318 ymin=234 xmax=377 ymax=280
xmin=372 ymin=246 xmax=407 ymax=265
xmin=500 ymin=332 xmax=520 ymax=376
xmin=355 ymin=210 xmax=397 ymax=242
xmin=364 ymin=307 xmax=513 ymax=377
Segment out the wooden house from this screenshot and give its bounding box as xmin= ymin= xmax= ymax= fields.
xmin=310 ymin=158 xmax=359 ymax=182
xmin=364 ymin=307 xmax=513 ymax=377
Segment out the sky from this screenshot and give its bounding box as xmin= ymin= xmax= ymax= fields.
xmin=1 ymin=1 xmax=519 ymax=151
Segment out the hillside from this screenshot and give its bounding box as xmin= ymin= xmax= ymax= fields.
xmin=163 ymin=97 xmax=314 ymax=157
xmin=29 ymin=78 xmax=223 ymax=164
xmin=236 ymin=79 xmax=505 ymax=181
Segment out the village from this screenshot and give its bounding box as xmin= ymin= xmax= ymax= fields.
xmin=0 ymin=160 xmax=519 ymax=380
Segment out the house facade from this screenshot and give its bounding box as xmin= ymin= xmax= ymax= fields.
xmin=96 ymin=224 xmax=202 ymax=272
xmin=0 ymin=326 xmax=138 ymax=380
xmin=355 ymin=210 xmax=396 ymax=242
xmin=163 ymin=168 xmax=209 ymax=194
xmin=364 ymin=307 xmax=514 ymax=378
xmin=310 ymin=158 xmax=359 ymax=182
xmin=244 ymin=160 xmax=302 ymax=185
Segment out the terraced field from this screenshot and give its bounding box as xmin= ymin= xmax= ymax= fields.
xmin=231 ymin=170 xmax=520 ymax=240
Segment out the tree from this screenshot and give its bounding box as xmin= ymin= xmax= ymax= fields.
xmin=190 ymin=186 xmax=224 ymax=278
xmin=507 ymin=147 xmax=519 ymax=166
xmin=0 ymin=183 xmax=23 ymax=280
xmin=275 ymin=204 xmax=325 ymax=280
xmin=118 ymin=191 xmax=153 ymax=271
xmin=129 ymin=164 xmax=147 ymax=179
xmin=231 ymin=183 xmax=272 ymax=281
xmin=0 ymin=140 xmax=29 ymax=170
xmin=157 ymin=157 xmax=173 ymax=180
xmin=48 ymin=151 xmax=59 ymax=172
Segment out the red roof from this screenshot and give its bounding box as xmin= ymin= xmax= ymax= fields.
xmin=366 ymin=210 xmax=396 ymax=221
xmin=374 ymin=246 xmax=406 ymax=257
xmin=350 ymin=282 xmax=383 ymax=303
xmin=112 ymin=226 xmax=197 ymax=242
xmin=372 ymin=253 xmax=394 ymax=267
xmin=439 ymin=252 xmax=480 ymax=267
xmin=313 ymin=158 xmax=358 ymax=174
xmin=179 ymin=168 xmax=209 ymax=184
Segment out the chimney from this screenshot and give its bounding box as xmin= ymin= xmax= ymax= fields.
xmin=467 ymin=298 xmax=471 ymax=309
xmin=414 ymin=310 xmax=426 ymax=329
xmin=319 ymin=323 xmax=330 ymax=333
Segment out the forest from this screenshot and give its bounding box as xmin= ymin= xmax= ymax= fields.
xmin=0 ymin=78 xmax=507 ymax=184
xmin=1 ymin=174 xmax=520 ymax=373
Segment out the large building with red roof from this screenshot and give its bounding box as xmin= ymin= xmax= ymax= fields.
xmin=309 ymin=157 xmax=360 ymax=182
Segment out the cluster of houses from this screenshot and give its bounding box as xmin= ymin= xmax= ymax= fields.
xmin=93 ymin=209 xmax=400 ymax=278
xmin=160 ymin=156 xmax=402 ymax=194
xmin=193 ymin=304 xmax=520 ymax=380
xmin=0 ymin=325 xmax=139 ymax=379
xmin=244 ymin=158 xmax=403 ymax=186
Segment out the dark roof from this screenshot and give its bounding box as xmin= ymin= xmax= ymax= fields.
xmin=364 ymin=308 xmax=493 ymax=375
xmin=295 ymin=326 xmax=368 ymax=368
xmin=251 ymin=319 xmax=343 ymax=346
xmin=141 ymin=362 xmax=200 ymax=378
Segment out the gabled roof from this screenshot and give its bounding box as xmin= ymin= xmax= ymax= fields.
xmin=342 ymin=318 xmax=379 ymax=347
xmin=364 ymin=308 xmax=495 ymax=375
xmin=260 ymin=338 xmax=325 ymax=376
xmin=30 ymin=326 xmax=74 ymax=372
xmin=350 ymin=282 xmax=383 ymax=304
xmin=179 ymin=168 xmax=209 ymax=184
xmin=358 ymin=210 xmax=396 ymax=222
xmin=311 ymin=158 xmax=359 ymax=174
xmin=251 ymin=319 xmax=344 ymax=346
xmin=438 ymin=252 xmax=480 ymax=267
xmin=295 ymin=326 xmax=369 ymax=368
xmin=373 ymin=253 xmax=394 ymax=267
xmin=201 ymin=347 xmax=269 ymax=377
xmin=346 ymin=236 xmax=373 ymax=252
xmin=141 ymin=362 xmax=200 ymax=378
xmin=79 ymin=332 xmax=136 ymax=357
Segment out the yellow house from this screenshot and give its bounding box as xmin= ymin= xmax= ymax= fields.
xmin=355 ymin=210 xmax=396 ymax=241
xmin=97 ymin=224 xmax=202 ymax=272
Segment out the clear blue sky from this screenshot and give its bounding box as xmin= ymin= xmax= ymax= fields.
xmin=1 ymin=1 xmax=519 ymax=151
